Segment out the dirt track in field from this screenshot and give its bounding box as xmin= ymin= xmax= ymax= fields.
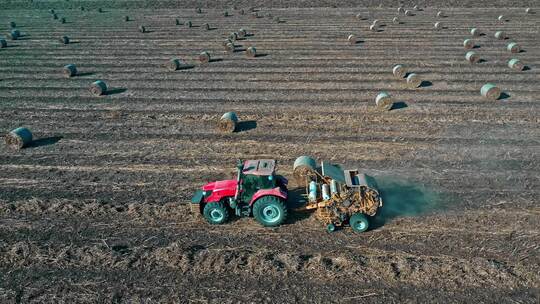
xmin=0 ymin=4 xmax=539 ymax=303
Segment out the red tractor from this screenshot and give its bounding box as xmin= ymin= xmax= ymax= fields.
xmin=191 ymin=159 xmax=288 ymax=227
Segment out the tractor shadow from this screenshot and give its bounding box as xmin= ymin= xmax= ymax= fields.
xmin=285 ymin=187 xmax=312 ymax=224
xmin=27 ymin=136 xmax=63 ymax=148
xmin=370 ymin=176 xmax=445 ymax=229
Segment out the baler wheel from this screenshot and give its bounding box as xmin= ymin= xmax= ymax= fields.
xmin=253 ymin=196 xmax=287 ymax=227
xmin=350 ymin=213 xmax=369 ymax=233
xmin=203 ymin=202 xmax=229 ymax=225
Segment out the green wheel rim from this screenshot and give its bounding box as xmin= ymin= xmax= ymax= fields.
xmin=210 ymin=209 xmax=224 ymax=222
xmin=327 ymin=224 xmax=336 ymax=232
xmin=350 ymin=213 xmax=369 ymax=233
xmin=261 ymin=205 xmax=281 ymax=223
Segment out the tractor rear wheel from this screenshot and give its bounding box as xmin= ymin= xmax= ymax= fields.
xmin=350 ymin=213 xmax=369 ymax=233
xmin=203 ymin=202 xmax=229 ymax=225
xmin=253 ymin=196 xmax=287 ymax=227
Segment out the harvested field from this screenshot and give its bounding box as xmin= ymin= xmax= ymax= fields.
xmin=0 ymin=3 xmax=539 ymax=303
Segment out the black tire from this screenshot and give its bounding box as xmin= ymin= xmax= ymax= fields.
xmin=203 ymin=202 xmax=229 ymax=225
xmin=349 ymin=213 xmax=369 ymax=233
xmin=252 ymin=196 xmax=287 ymax=227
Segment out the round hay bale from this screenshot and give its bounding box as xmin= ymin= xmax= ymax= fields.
xmin=80 ymin=6 xmax=85 ymax=11
xmin=203 ymin=23 xmax=210 ymax=30
xmin=175 ymin=18 xmax=180 ymax=25
xmin=166 ymin=59 xmax=181 ymax=71
xmin=480 ymin=83 xmax=501 ymax=100
xmin=9 ymin=21 xmax=16 ymax=28
xmin=463 ymin=39 xmax=475 ymax=49
xmin=508 ymin=58 xmax=524 ymax=71
xmin=251 ymin=12 xmax=259 ymax=19
xmin=218 ymin=112 xmax=238 ymax=133
xmin=60 ymin=35 xmax=69 ymax=44
xmin=224 ymin=11 xmax=229 ymax=17
xmin=470 ymin=28 xmax=480 ymax=36
xmin=199 ymin=51 xmax=211 ymax=63
xmin=525 ymin=8 xmax=532 ymax=14
xmin=224 ymin=42 xmax=235 ymax=53
xmin=293 ymin=156 xmax=317 ymax=181
xmin=246 ymin=46 xmax=257 ymax=58
xmin=375 ymin=92 xmax=394 ymax=111
xmin=196 ymin=7 xmax=202 ymax=14
xmin=413 ymin=5 xmax=420 ymax=11
xmin=406 ymin=73 xmax=421 ymax=88
xmin=398 ymin=7 xmax=405 ymax=14
xmin=369 ymin=24 xmax=378 ymax=32
xmin=8 ymin=29 xmax=20 ymax=40
xmin=405 ymin=10 xmax=413 ymax=16
xmin=273 ymin=16 xmax=281 ymax=23
xmin=437 ymin=11 xmax=444 ymax=18
xmin=434 ymin=22 xmax=442 ymax=29
xmin=465 ymin=51 xmax=480 ymax=64
xmin=0 ymin=39 xmax=7 ymax=48
xmin=5 ymin=127 xmax=33 ymax=149
xmin=229 ymin=32 xmax=238 ymax=41
xmin=392 ymin=17 xmax=400 ymax=24
xmin=392 ymin=64 xmax=406 ymax=79
xmin=347 ymin=34 xmax=357 ymax=45
xmin=63 ymin=64 xmax=77 ymax=77
xmin=494 ymin=31 xmax=506 ymax=40
xmin=49 ymin=9 xmax=55 ymax=14
xmin=186 ymin=21 xmax=192 ymax=28
xmin=60 ymin=17 xmax=66 ymax=24
xmin=125 ymin=16 xmax=130 ymax=22
xmin=238 ymin=28 xmax=247 ymax=38
xmin=356 ymin=13 xmax=363 ymax=19
xmin=52 ymin=13 xmax=58 ymax=20
xmin=222 ymin=38 xmax=233 ymax=46
xmin=372 ymin=19 xmax=380 ymax=26
xmin=139 ymin=25 xmax=146 ymax=33
xmin=97 ymin=8 xmax=103 ymax=13
xmin=507 ymin=42 xmax=520 ymax=53
xmin=90 ymin=80 xmax=107 ymax=96
xmin=240 ymin=9 xmax=245 ymax=15
xmin=498 ymin=15 xmax=505 ymax=22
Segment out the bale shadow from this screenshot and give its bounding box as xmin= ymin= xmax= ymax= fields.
xmin=472 ymin=45 xmax=481 ymax=49
xmin=209 ymin=58 xmax=223 ymax=63
xmin=420 ymin=80 xmax=432 ymax=88
xmin=28 ymin=136 xmax=62 ymax=148
xmin=478 ymin=59 xmax=487 ymax=63
xmin=106 ymin=88 xmax=127 ymax=95
xmin=390 ymin=101 xmax=408 ymax=110
xmin=76 ymin=72 xmax=94 ymax=76
xmin=523 ymin=66 xmax=531 ymax=71
xmin=519 ymin=50 xmax=526 ymax=53
xmin=498 ymin=92 xmax=510 ymax=100
xmin=236 ymin=120 xmax=257 ymax=132
xmin=254 ymin=53 xmax=268 ymax=58
xmin=371 ymin=176 xmax=444 ymax=229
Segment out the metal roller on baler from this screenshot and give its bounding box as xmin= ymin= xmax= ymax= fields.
xmin=293 ymin=156 xmax=383 ymax=233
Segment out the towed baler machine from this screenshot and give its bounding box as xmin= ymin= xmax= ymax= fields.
xmin=293 ymin=156 xmax=383 ymax=233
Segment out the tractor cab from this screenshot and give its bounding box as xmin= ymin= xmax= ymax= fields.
xmin=192 ymin=159 xmax=288 ymax=227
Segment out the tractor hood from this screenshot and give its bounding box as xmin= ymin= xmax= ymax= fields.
xmin=202 ymin=179 xmax=237 ymax=192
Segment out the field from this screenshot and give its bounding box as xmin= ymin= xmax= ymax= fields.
xmin=0 ymin=2 xmax=539 ymax=303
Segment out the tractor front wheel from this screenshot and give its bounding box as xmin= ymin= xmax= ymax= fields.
xmin=253 ymin=196 xmax=287 ymax=227
xmin=203 ymin=202 xmax=229 ymax=225
xmin=350 ymin=213 xmax=369 ymax=233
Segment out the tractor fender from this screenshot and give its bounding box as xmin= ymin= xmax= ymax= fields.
xmin=249 ymin=188 xmax=287 ymax=206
